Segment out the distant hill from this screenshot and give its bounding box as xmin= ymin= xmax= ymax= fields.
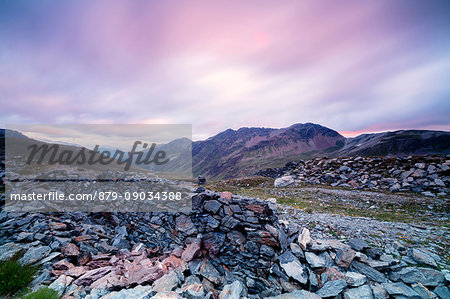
xmin=331 ymin=130 xmax=450 ymax=157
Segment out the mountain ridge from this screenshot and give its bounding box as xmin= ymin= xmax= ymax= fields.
xmin=192 ymin=124 xmax=450 ymax=179
xmin=2 ymin=125 xmax=449 ymax=180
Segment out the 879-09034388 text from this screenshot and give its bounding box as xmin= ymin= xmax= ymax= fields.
xmin=9 ymin=191 xmax=183 ymax=201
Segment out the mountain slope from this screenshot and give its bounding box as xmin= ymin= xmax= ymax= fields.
xmin=193 ymin=123 xmax=345 ymax=179
xmin=332 ymin=130 xmax=450 ymax=157
xmin=193 ymin=125 xmax=450 ymax=180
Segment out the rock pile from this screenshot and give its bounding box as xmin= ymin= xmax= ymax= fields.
xmin=0 ymin=190 xmax=449 ymax=298
xmin=256 ymin=156 xmax=449 ymax=197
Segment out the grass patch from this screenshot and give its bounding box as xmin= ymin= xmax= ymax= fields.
xmin=206 ymin=183 xmax=448 ymax=226
xmin=20 ymin=287 xmax=60 ymax=299
xmin=0 ymin=253 xmax=39 ymax=297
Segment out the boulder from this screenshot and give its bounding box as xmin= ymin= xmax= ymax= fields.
xmin=348 ymin=238 xmax=368 ymax=251
xmin=317 ymin=279 xmax=347 ymax=297
xmin=335 ymin=248 xmax=356 ymax=268
xmin=48 ymin=274 xmax=74 ymax=297
xmin=19 ymin=246 xmax=51 ymax=265
xmin=298 ymin=228 xmax=311 ymax=250
xmin=100 ymin=285 xmax=154 ymax=299
xmin=344 ymin=272 xmax=367 ymax=287
xmin=182 ymin=239 xmax=201 ymax=262
xmin=305 ymin=252 xmax=326 ymax=268
xmin=343 ymin=284 xmax=373 ymax=299
xmin=61 ymin=243 xmax=80 ymax=257
xmin=434 ymin=286 xmax=450 ymax=299
xmin=411 ymin=248 xmax=437 ymax=268
xmin=152 ymin=271 xmax=180 ymax=293
xmin=350 ymin=261 xmax=386 ymax=283
xmin=75 ymin=266 xmax=112 ymax=286
xmin=0 ymin=242 xmax=22 ymax=262
xmin=397 ymin=267 xmax=444 ymax=287
xmin=382 ymin=282 xmax=419 ymax=298
xmin=219 ymin=280 xmax=245 ymax=299
xmin=267 ymin=290 xmax=321 ymax=299
xmin=411 ymin=283 xmax=436 ymax=299
xmin=274 ymin=176 xmax=294 ymax=187
xmin=278 ymin=251 xmax=308 ymax=284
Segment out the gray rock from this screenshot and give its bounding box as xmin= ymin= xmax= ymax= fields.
xmin=309 ymin=240 xmax=331 ymax=252
xmin=344 ymin=271 xmax=367 ymax=287
xmin=335 ymin=248 xmax=356 ymax=268
xmin=0 ymin=242 xmax=22 ymax=262
xmin=278 ymin=251 xmax=308 ymax=284
xmin=16 ymin=232 xmax=34 ymax=242
xmin=219 ymin=280 xmax=245 ymax=299
xmin=397 ymin=267 xmax=444 ymax=287
xmin=401 ymin=170 xmax=414 ymax=179
xmin=309 ymin=271 xmax=319 ymax=291
xmin=319 ymin=251 xmax=334 ymax=268
xmin=339 ymin=166 xmax=351 ymax=172
xmin=351 ymin=261 xmax=386 ymax=283
xmin=298 ymin=228 xmax=311 ymax=250
xmin=260 ymin=244 xmax=275 ymax=257
xmin=382 ymin=282 xmax=419 ymax=298
xmin=365 ymin=248 xmax=383 ymax=259
xmin=344 ymin=284 xmax=373 ymax=299
xmin=204 ymin=200 xmax=222 ymax=214
xmin=348 ymin=239 xmax=368 ymax=251
xmin=411 ymin=283 xmax=436 ymax=299
xmin=366 ymin=260 xmax=390 ymax=271
xmin=196 ymin=260 xmax=222 ymax=284
xmin=49 ymin=275 xmax=74 ymax=297
xmin=305 ymin=252 xmax=326 ymax=268
xmin=371 ymin=283 xmax=387 ymax=299
xmin=379 ymin=254 xmax=394 ymax=264
xmin=267 ymin=290 xmax=321 ymax=299
xmin=100 ymin=285 xmax=154 ymax=299
xmin=290 ymin=243 xmax=305 ymax=259
xmin=415 ymin=163 xmax=426 ymax=169
xmin=411 ymin=248 xmax=437 ymax=268
xmin=440 ymin=163 xmax=450 ymax=171
xmin=390 ymin=183 xmax=401 ymax=192
xmin=149 ymin=291 xmax=183 ymax=299
xmin=19 ymin=246 xmax=51 ymax=265
xmin=434 ymin=178 xmax=445 ymax=187
xmin=152 ymin=271 xmax=180 ymax=293
xmin=412 ymin=169 xmax=426 ymax=178
xmin=274 ymin=176 xmax=294 ymax=187
xmin=422 ymin=191 xmax=435 ymax=197
xmin=206 ymin=215 xmax=220 ymax=228
xmin=434 ymin=286 xmax=450 ymax=299
xmin=445 ymin=272 xmax=450 ymax=284
xmin=175 ymin=215 xmax=198 ymax=236
xmin=317 ymin=279 xmax=347 ymax=297
xmin=38 ymin=251 xmax=61 ymax=265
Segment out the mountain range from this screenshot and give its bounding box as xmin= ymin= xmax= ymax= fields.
xmin=2 ymin=124 xmax=450 ymax=180
xmin=192 ymin=123 xmax=450 ymax=179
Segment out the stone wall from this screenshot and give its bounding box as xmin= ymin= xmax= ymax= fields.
xmin=125 ymin=190 xmax=287 ymax=283
xmin=1 ymin=190 xmax=448 ymax=298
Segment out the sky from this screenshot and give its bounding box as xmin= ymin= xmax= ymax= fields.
xmin=1 ymin=0 xmax=449 ymax=140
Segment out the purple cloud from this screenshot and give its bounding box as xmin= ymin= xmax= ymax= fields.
xmin=1 ymin=0 xmax=449 ymax=140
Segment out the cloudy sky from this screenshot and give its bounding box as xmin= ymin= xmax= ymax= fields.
xmin=1 ymin=0 xmax=449 ymax=140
